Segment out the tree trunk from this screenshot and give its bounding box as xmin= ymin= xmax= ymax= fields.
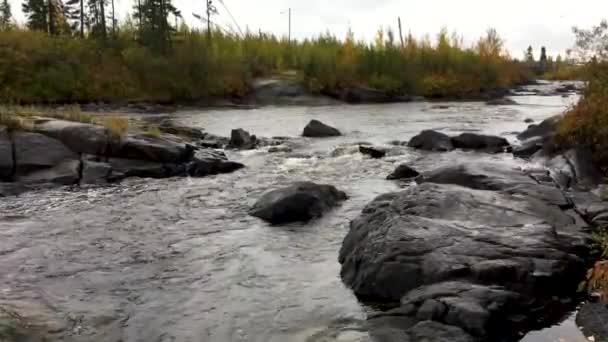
xmin=110 ymin=0 xmax=114 ymax=35
xmin=47 ymin=0 xmax=55 ymax=34
xmin=99 ymin=0 xmax=106 ymax=40
xmin=79 ymin=0 xmax=83 ymax=37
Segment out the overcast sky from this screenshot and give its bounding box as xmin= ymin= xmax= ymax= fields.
xmin=8 ymin=0 xmax=608 ymax=58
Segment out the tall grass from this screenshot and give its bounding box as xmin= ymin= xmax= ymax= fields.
xmin=0 ymin=26 xmax=531 ymax=104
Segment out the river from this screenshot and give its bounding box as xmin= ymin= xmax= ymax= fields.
xmin=0 ymin=82 xmax=590 ymax=342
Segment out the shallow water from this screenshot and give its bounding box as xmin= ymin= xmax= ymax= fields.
xmin=0 ymin=84 xmax=590 ymax=341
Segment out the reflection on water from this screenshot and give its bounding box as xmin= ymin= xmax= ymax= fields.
xmin=0 ymin=86 xmax=588 ymax=341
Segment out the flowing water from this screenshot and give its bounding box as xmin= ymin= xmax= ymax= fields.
xmin=0 ymin=83 xmax=590 ymax=342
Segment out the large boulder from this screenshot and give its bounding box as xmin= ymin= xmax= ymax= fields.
xmin=107 ymin=158 xmax=169 ymax=180
xmin=408 ymin=130 xmax=454 ymax=152
xmin=517 ymin=114 xmax=561 ymax=141
xmin=451 ymin=133 xmax=510 ymax=153
xmin=13 ymin=132 xmax=78 ymax=174
xmin=387 ymin=164 xmax=420 ymax=180
xmin=249 ymin=182 xmax=347 ymax=224
xmin=0 ymin=126 xmax=13 ymax=180
xmin=33 ymin=119 xmax=109 ymax=155
xmin=18 ymin=160 xmax=81 ymax=185
xmin=513 ymin=137 xmax=543 ymax=159
xmin=109 ymin=133 xmax=194 ymax=164
xmin=302 ymin=120 xmax=341 ymax=138
xmin=576 ymin=302 xmax=608 ymax=342
xmin=344 ymin=86 xmax=396 ymax=103
xmin=228 ymin=128 xmax=257 ymax=149
xmin=340 ymin=162 xmax=590 ymax=340
xmin=486 ymin=98 xmax=517 ymax=106
xmin=547 ymin=148 xmax=603 ymax=190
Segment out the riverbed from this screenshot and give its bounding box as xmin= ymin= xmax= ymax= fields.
xmin=0 ymin=83 xmax=589 ymax=341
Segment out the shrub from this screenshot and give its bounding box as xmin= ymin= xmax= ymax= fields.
xmin=102 ymin=116 xmax=129 ymax=138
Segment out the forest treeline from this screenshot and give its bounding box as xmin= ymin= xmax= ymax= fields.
xmin=0 ymin=0 xmax=579 ymax=103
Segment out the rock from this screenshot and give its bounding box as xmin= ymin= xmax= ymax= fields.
xmin=109 ymin=133 xmax=194 ymax=164
xmin=486 ymin=98 xmax=517 ymax=105
xmin=344 ymin=86 xmax=395 ymax=103
xmin=387 ymin=164 xmax=420 ymax=180
xmin=556 ymin=84 xmax=577 ymax=93
xmin=187 ymin=149 xmax=245 ymax=177
xmin=249 ymin=182 xmax=347 ymax=224
xmin=408 ymin=130 xmax=454 ymax=152
xmin=81 ymin=161 xmax=112 ymax=184
xmin=158 ymin=121 xmax=205 ymax=139
xmin=0 ymin=182 xmax=30 ymax=197
xmin=339 ymin=162 xmax=589 ymax=339
xmin=451 ymin=133 xmax=510 ymax=153
xmin=524 ymin=118 xmax=534 ymax=123
xmin=359 ymin=145 xmax=387 ymax=159
xmin=302 ymin=120 xmax=341 ymax=138
xmin=108 ymin=158 xmax=169 ymax=180
xmin=33 ymin=119 xmax=109 ymax=155
xmin=228 ymin=128 xmax=257 ymax=149
xmin=0 ymin=126 xmax=13 ymax=180
xmin=513 ymin=138 xmax=543 ymax=159
xmin=268 ymin=146 xmax=292 ymax=153
xmin=576 ymin=302 xmax=608 ymax=342
xmin=13 ymin=132 xmax=78 ymax=174
xmin=517 ymin=114 xmax=561 ymax=141
xmin=547 ymin=148 xmax=603 ymax=190
xmin=253 ymin=78 xmax=339 ymax=106
xmin=18 ymin=160 xmax=81 ymax=185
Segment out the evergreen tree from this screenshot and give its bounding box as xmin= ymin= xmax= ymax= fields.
xmin=133 ymin=0 xmax=181 ymax=52
xmin=22 ymin=0 xmax=48 ymax=31
xmin=0 ymin=0 xmax=12 ymax=30
xmin=525 ymin=45 xmax=534 ymax=63
xmin=87 ymin=0 xmax=107 ymax=39
xmin=539 ymin=46 xmax=548 ymax=73
xmin=65 ymin=0 xmax=85 ymax=37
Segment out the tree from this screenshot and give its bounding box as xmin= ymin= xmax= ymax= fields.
xmin=23 ymin=0 xmax=48 ymax=31
xmin=524 ymin=45 xmax=534 ymax=63
xmin=539 ymin=46 xmax=548 ymax=73
xmin=65 ymin=0 xmax=85 ymax=37
xmin=133 ymin=0 xmax=181 ymax=52
xmin=573 ymin=20 xmax=608 ymax=61
xmin=0 ymin=0 xmax=12 ymax=30
xmin=87 ymin=0 xmax=107 ymax=39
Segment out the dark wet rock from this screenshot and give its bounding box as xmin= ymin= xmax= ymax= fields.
xmin=187 ymin=149 xmax=245 ymax=177
xmin=431 ymin=105 xmax=451 ymax=110
xmin=200 ymin=132 xmax=230 ymax=149
xmin=33 ymin=119 xmax=109 ymax=155
xmin=268 ymin=146 xmax=292 ymax=153
xmin=0 ymin=182 xmax=30 ymax=197
xmin=158 ymin=121 xmax=205 ymax=139
xmin=576 ymin=302 xmax=608 ymax=342
xmin=109 ymin=133 xmax=194 ymax=164
xmin=524 ymin=118 xmax=534 ymax=123
xmin=387 ymin=164 xmax=420 ymax=180
xmin=253 ymin=78 xmax=339 ymax=106
xmin=81 ymin=161 xmax=112 ymax=184
xmin=359 ymin=145 xmax=387 ymax=159
xmin=556 ymin=84 xmax=577 ymax=93
xmin=513 ymin=138 xmax=543 ymax=159
xmin=13 ymin=132 xmax=78 ymax=174
xmin=517 ymin=114 xmax=561 ymax=141
xmin=249 ymin=182 xmax=347 ymax=224
xmin=0 ymin=126 xmax=13 ymax=179
xmin=367 ymin=318 xmax=475 ymax=342
xmin=303 ymin=120 xmax=341 ymax=138
xmin=547 ymin=148 xmax=603 ymax=190
xmin=340 ymin=162 xmax=590 ymax=340
xmin=228 ymin=128 xmax=257 ymax=149
xmin=108 ymin=158 xmax=168 ymax=180
xmin=343 ymin=86 xmax=411 ymax=104
xmin=18 ymin=159 xmax=81 ymax=185
xmin=408 ymin=130 xmax=454 ymax=152
xmin=451 ymin=133 xmax=510 ymax=153
xmin=486 ymin=98 xmax=517 ymax=105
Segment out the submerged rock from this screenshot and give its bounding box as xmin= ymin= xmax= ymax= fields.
xmin=18 ymin=159 xmax=81 ymax=185
xmin=340 ymin=162 xmax=590 ymax=340
xmin=249 ymin=182 xmax=347 ymax=224
xmin=302 ymin=120 xmax=341 ymax=138
xmin=524 ymin=118 xmax=534 ymax=123
xmin=387 ymin=164 xmax=420 ymax=180
xmin=486 ymin=98 xmax=517 ymax=105
xmin=359 ymin=145 xmax=387 ymax=159
xmin=408 ymin=130 xmax=454 ymax=152
xmin=451 ymin=133 xmax=510 ymax=153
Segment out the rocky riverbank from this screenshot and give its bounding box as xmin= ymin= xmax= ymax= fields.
xmin=336 ymin=115 xmax=608 ymax=341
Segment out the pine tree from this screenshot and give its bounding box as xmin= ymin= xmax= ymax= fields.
xmin=133 ymin=0 xmax=181 ymax=52
xmin=65 ymin=0 xmax=85 ymax=37
xmin=524 ymin=46 xmax=534 ymax=63
xmin=0 ymin=0 xmax=12 ymax=30
xmin=23 ymin=0 xmax=48 ymax=31
xmin=87 ymin=0 xmax=107 ymax=39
